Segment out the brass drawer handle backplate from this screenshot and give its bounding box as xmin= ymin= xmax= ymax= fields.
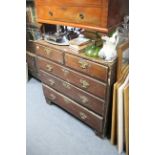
xmin=80 ymin=79 xmax=90 ymax=89
xmin=79 ymin=96 xmax=89 ymax=104
xmin=79 ymin=112 xmax=87 ymax=120
xmin=46 ymin=64 xmax=53 ymax=72
xmin=78 ymin=60 xmax=89 ymax=69
xmin=44 ymin=48 xmax=51 ymax=55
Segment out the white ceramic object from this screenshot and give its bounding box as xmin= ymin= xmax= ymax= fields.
xmin=98 ymin=30 xmax=119 ymax=61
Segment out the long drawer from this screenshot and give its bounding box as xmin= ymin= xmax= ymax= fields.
xmin=43 ymin=84 xmax=103 ymax=132
xmin=65 ymin=53 xmax=108 ymax=82
xmin=37 ymin=57 xmax=107 ymax=99
xmin=40 ymin=70 xmax=105 ymax=116
xmin=36 ymin=44 xmax=64 ymax=64
xmin=36 ymin=5 xmax=102 ymax=26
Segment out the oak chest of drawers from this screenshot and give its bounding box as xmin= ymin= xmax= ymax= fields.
xmin=35 ymin=0 xmax=129 ymax=33
xmin=34 ymin=40 xmax=116 ymax=137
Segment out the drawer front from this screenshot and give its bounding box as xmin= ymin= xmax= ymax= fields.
xmin=62 ymin=67 xmax=107 ymax=100
xmin=65 ymin=54 xmax=108 ymax=82
xmin=37 ymin=57 xmax=64 ymax=75
xmin=40 ymin=70 xmax=105 ymax=116
xmin=36 ymin=5 xmax=102 ymax=26
xmin=26 ymin=41 xmax=37 ymax=53
xmin=43 ymin=84 xmax=103 ymax=132
xmin=37 ymin=57 xmax=107 ymax=99
xmin=26 ymin=53 xmax=37 ymax=72
xmin=36 ymin=0 xmax=102 ymax=7
xmin=35 ymin=44 xmax=64 ymax=64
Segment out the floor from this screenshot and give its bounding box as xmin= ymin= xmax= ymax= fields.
xmin=26 ymin=78 xmax=125 ymax=155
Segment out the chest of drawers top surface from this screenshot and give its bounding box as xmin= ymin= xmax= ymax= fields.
xmin=35 ymin=0 xmax=129 ymax=33
xmin=34 ymin=40 xmax=116 ymax=67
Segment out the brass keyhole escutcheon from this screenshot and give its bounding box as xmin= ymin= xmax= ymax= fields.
xmin=78 ymin=60 xmax=89 ymax=69
xmin=79 ymin=13 xmax=84 ymax=19
xmin=79 ymin=112 xmax=87 ymax=120
xmin=63 ymin=81 xmax=71 ymax=89
xmin=49 ymin=79 xmax=55 ymax=86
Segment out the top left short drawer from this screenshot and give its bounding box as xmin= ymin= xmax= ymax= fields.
xmin=36 ymin=44 xmax=64 ymax=64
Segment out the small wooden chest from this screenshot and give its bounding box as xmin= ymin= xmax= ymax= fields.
xmin=35 ymin=0 xmax=129 ymax=32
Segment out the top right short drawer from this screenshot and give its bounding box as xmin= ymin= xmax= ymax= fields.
xmin=65 ymin=53 xmax=108 ymax=82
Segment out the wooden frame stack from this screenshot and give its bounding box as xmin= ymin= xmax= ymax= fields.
xmin=111 ymin=41 xmax=129 ymax=155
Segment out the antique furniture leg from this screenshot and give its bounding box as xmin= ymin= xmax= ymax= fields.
xmin=95 ymin=130 xmax=104 ymax=138
xmin=45 ymin=97 xmax=52 ymax=105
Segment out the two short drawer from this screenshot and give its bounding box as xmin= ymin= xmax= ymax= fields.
xmin=35 ymin=45 xmax=108 ymax=82
xmin=43 ymin=84 xmax=103 ymax=132
xmin=40 ymin=70 xmax=105 ymax=116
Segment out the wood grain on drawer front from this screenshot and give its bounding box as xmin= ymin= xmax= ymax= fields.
xmin=40 ymin=70 xmax=105 ymax=116
xmin=65 ymin=54 xmax=108 ymax=82
xmin=37 ymin=57 xmax=64 ymax=75
xmin=35 ymin=44 xmax=64 ymax=64
xmin=36 ymin=6 xmax=102 ymax=26
xmin=26 ymin=52 xmax=37 ymax=72
xmin=37 ymin=57 xmax=107 ymax=99
xmin=29 ymin=68 xmax=40 ymax=80
xmin=43 ymin=84 xmax=103 ymax=132
xmin=61 ymin=67 xmax=107 ymax=100
xmin=26 ymin=41 xmax=37 ymax=53
xmin=36 ymin=0 xmax=102 ymax=7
